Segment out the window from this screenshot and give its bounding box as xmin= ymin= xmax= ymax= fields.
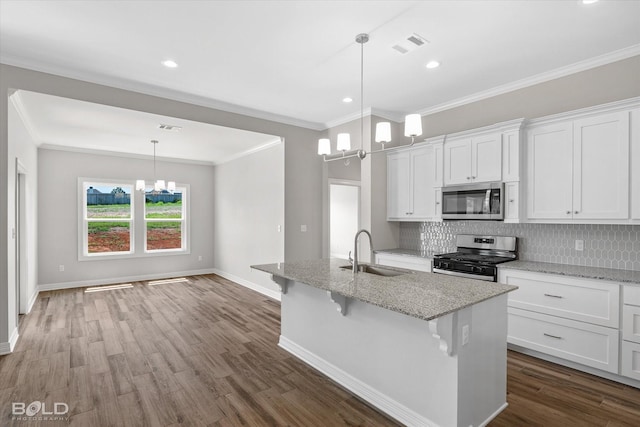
xmin=79 ymin=178 xmax=189 ymax=259
xmin=82 ymin=182 xmax=134 ymax=256
xmin=144 ymin=188 xmax=186 ymax=252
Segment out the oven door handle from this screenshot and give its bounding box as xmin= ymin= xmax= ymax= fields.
xmin=433 ymin=268 xmax=495 ymax=282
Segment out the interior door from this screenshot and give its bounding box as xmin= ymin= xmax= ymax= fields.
xmin=329 ymin=183 xmax=360 ymax=259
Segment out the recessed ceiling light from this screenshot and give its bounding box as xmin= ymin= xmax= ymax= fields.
xmin=426 ymin=61 xmax=440 ymax=69
xmin=343 ymin=97 xmax=353 ymax=103
xmin=582 ymin=0 xmax=598 ymax=4
xmin=162 ymin=59 xmax=178 ymax=68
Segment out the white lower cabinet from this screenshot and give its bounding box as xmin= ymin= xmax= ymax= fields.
xmin=621 ymin=341 xmax=640 ymax=381
xmin=499 ymin=268 xmax=627 ymax=378
xmin=508 ymin=307 xmax=619 ymax=373
xmin=622 ymin=285 xmax=640 ymax=381
xmin=375 ymin=253 xmax=432 ymax=273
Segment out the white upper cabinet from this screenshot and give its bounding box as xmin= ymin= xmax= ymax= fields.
xmin=572 ymin=112 xmax=629 ymax=219
xmin=527 ymin=110 xmax=631 ymax=221
xmin=387 ymin=144 xmax=441 ymax=221
xmin=444 ymin=133 xmax=502 ymax=186
xmin=631 ymin=109 xmax=640 ymax=220
xmin=527 ymin=122 xmax=574 ymax=219
xmin=387 ymin=152 xmax=411 ymax=219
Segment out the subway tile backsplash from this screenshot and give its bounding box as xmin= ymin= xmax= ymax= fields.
xmin=399 ymin=222 xmax=640 ymax=271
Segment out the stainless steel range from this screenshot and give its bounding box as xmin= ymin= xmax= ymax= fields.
xmin=433 ymin=235 xmax=517 ymax=282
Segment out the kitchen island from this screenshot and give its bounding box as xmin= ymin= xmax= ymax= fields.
xmin=252 ymin=259 xmax=518 ymax=427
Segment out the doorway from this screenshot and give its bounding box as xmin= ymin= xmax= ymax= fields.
xmin=16 ymin=160 xmax=28 ymax=318
xmin=329 ymin=180 xmax=360 ymax=259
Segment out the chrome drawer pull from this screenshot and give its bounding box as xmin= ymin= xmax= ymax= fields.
xmin=543 ymin=333 xmax=563 ymax=340
xmin=544 ymin=293 xmax=563 ymax=299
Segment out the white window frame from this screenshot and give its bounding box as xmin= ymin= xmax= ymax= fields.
xmin=78 ymin=179 xmax=190 ymax=260
xmin=143 ymin=185 xmax=188 ymax=254
xmin=79 ymin=179 xmax=135 ymax=260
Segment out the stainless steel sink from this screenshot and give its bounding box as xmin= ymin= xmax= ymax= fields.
xmin=340 ymin=264 xmax=410 ymax=277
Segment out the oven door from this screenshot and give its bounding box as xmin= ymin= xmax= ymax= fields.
xmin=441 ymin=182 xmax=504 ymax=220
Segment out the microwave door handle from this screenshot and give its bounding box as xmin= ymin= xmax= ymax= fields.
xmin=483 ymin=190 xmax=491 ymax=213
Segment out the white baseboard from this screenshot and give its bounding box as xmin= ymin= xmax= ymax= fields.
xmin=278 ymin=336 xmax=436 ymax=427
xmin=38 ymin=268 xmax=218 ymax=292
xmin=0 ymin=328 xmax=20 ymax=355
xmin=212 ymin=269 xmax=281 ymax=301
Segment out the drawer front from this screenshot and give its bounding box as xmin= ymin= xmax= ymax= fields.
xmin=623 ymin=305 xmax=640 ymax=344
xmin=508 ymin=307 xmax=619 ymax=373
xmin=621 ymin=341 xmax=640 ymax=381
xmin=500 ymin=269 xmax=619 ymax=328
xmin=624 ymin=286 xmax=640 ymax=306
xmin=375 ymin=254 xmax=432 ymax=273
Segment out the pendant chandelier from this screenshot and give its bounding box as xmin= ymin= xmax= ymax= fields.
xmin=318 ymin=33 xmax=423 ymax=163
xmin=136 ymin=140 xmax=175 ymax=194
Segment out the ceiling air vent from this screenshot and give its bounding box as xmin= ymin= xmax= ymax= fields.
xmin=391 ymin=33 xmax=429 ymax=54
xmin=158 ymin=124 xmax=182 ymax=132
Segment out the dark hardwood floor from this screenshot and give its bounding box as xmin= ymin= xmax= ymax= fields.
xmin=0 ymin=274 xmax=638 ymax=426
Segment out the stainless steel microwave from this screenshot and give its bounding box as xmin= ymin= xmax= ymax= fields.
xmin=441 ymin=182 xmax=504 ymax=220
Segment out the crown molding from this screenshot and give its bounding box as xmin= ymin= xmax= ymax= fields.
xmin=9 ymin=90 xmax=44 ymax=143
xmin=213 ymin=137 xmax=283 ymax=166
xmin=416 ymin=44 xmax=640 ymax=117
xmin=0 ymin=56 xmax=326 ymax=131
xmin=38 ymin=144 xmax=216 ymax=166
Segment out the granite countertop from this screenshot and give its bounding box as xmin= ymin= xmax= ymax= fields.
xmin=500 ymin=260 xmax=640 ymax=285
xmin=251 ymin=258 xmax=517 ymax=322
xmin=373 ymin=248 xmax=439 ymax=259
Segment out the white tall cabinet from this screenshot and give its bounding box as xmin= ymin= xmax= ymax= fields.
xmin=527 ymin=104 xmax=635 ymax=222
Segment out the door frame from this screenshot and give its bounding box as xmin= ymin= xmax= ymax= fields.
xmin=15 ymin=159 xmax=28 ymax=316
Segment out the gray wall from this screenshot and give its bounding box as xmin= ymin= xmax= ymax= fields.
xmin=420 ymin=55 xmax=640 ymax=138
xmin=37 ymin=149 xmax=215 ymax=285
xmin=0 ymin=63 xmax=322 ymax=346
xmin=213 ymin=143 xmax=285 ymax=296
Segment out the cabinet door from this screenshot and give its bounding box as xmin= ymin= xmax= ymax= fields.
xmin=573 ymin=112 xmax=630 ymax=219
xmin=444 ymin=138 xmax=472 ymax=185
xmin=471 ymin=133 xmax=502 ymax=183
xmin=387 ymin=152 xmax=411 ymax=219
xmin=504 ymin=182 xmax=519 ymax=222
xmin=434 ymin=188 xmax=442 ymax=219
xmin=527 ymin=123 xmax=573 ymax=219
xmin=411 ymin=146 xmax=434 ymax=219
xmin=621 ymin=341 xmax=640 ymax=381
xmin=632 ymin=109 xmax=640 ymax=220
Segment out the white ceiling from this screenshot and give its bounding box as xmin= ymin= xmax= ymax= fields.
xmin=11 ymin=90 xmax=280 ymax=165
xmin=2 ymin=0 xmax=640 ymax=131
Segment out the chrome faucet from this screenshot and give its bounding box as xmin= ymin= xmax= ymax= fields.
xmin=349 ymin=229 xmax=373 ymax=275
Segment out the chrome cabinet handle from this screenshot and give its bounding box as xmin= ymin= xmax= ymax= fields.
xmin=472 ymin=176 xmax=476 ymax=179
xmin=544 ymin=293 xmax=563 ymax=299
xmin=435 ymin=201 xmax=440 ymax=205
xmin=574 ymin=211 xmax=579 ymax=214
xmin=543 ymin=333 xmax=563 ymax=340
xmin=566 ymin=211 xmax=571 ymax=215
xmin=509 ymin=199 xmax=515 ymax=203
xmin=466 ymin=177 xmax=471 ymax=180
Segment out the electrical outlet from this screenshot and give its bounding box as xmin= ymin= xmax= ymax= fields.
xmin=575 ymin=240 xmax=584 ymax=251
xmin=198 ymin=255 xmax=203 ymax=261
xmin=300 ymin=225 xmax=307 ymax=232
xmin=277 ymin=225 xmax=281 ymax=233
xmin=59 ymin=265 xmax=65 ymax=272
xmin=462 ymin=324 xmax=469 ymax=345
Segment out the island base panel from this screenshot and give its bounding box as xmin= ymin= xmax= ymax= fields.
xmin=278 ymin=280 xmax=508 ymax=427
